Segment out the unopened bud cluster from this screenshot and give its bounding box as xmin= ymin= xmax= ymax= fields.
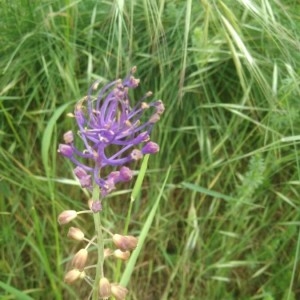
xmin=59 ymin=209 xmax=136 ymax=299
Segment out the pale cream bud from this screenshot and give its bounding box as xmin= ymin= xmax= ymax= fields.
xmin=113 ymin=249 xmax=130 ymax=261
xmin=99 ymin=277 xmax=111 ymax=298
xmin=66 ymin=112 xmax=75 ymax=118
xmin=72 ymin=248 xmax=88 ymax=270
xmin=63 ymin=130 xmax=74 ymax=143
xmin=88 ymin=199 xmax=93 ymax=209
xmin=125 ymin=120 xmax=132 ymax=127
xmin=131 ymin=66 xmax=137 ymax=73
xmin=155 ymin=100 xmax=165 ymax=115
xmin=67 ymin=227 xmax=85 ymax=241
xmin=125 ymin=235 xmax=138 ymax=250
xmin=104 ymin=248 xmax=113 ymax=258
xmin=112 ymin=234 xmax=138 ymax=251
xmin=111 ymin=283 xmax=128 ymax=300
xmin=64 ymin=269 xmax=85 ymax=284
xmin=57 ymin=210 xmax=77 ymax=225
xmin=141 ymin=102 xmax=150 ymax=110
xmin=130 ymin=149 xmax=143 ymax=161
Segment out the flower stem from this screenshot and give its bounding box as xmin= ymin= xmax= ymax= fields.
xmin=92 ymin=186 xmax=104 ymax=300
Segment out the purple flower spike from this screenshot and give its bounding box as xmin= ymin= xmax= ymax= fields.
xmin=58 ymin=67 xmax=164 ymax=196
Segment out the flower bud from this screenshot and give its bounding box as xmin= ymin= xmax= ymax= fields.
xmin=104 ymin=248 xmax=113 ymax=258
xmin=91 ymin=200 xmax=102 ymax=213
xmin=99 ymin=277 xmax=111 ymax=298
xmin=113 ymin=249 xmax=130 ymax=261
xmin=142 ymin=141 xmax=159 ymax=154
xmin=112 ymin=234 xmax=138 ymax=251
xmin=108 ymin=171 xmax=120 ymax=181
xmin=149 ymin=113 xmax=160 ymax=124
xmin=58 ymin=144 xmax=73 ymax=157
xmin=111 ymin=283 xmax=128 ymax=300
xmin=63 ymin=130 xmax=74 ymax=143
xmin=155 ymin=100 xmax=165 ymax=115
xmin=64 ymin=269 xmax=85 ymax=284
xmin=74 ymin=166 xmax=92 ymax=188
xmin=67 ymin=227 xmax=84 ymax=241
xmin=75 ymin=106 xmax=85 ymax=127
xmin=119 ymin=166 xmax=133 ymax=182
xmin=72 ymin=248 xmax=88 ymax=270
xmin=58 ymin=210 xmax=77 ymax=225
xmin=131 ymin=65 xmax=137 ymax=73
xmin=124 ymin=75 xmax=140 ymax=88
xmin=130 ymin=149 xmax=143 ymax=161
xmin=141 ymin=102 xmax=150 ymax=110
xmin=137 ymin=131 xmax=150 ymax=143
xmin=102 ymin=178 xmax=116 ymax=195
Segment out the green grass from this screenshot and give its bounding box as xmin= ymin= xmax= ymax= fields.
xmin=1 ymin=0 xmax=300 ymax=299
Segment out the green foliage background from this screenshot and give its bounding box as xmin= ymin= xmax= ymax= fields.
xmin=1 ymin=0 xmax=300 ymax=299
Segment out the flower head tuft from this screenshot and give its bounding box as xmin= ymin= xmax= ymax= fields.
xmin=58 ymin=67 xmax=164 ymax=197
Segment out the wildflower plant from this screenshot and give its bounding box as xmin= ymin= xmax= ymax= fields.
xmin=57 ymin=67 xmax=164 ymax=299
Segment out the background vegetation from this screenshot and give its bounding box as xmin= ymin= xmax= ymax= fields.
xmin=1 ymin=0 xmax=300 ymax=299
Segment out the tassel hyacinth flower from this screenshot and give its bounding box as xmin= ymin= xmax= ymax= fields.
xmin=58 ymin=66 xmax=164 ymax=196
xmin=57 ymin=67 xmax=164 ymax=299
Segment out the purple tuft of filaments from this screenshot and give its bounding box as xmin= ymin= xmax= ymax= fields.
xmin=58 ymin=67 xmax=164 ymax=197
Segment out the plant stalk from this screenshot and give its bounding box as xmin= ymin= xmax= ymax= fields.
xmin=92 ymin=186 xmax=104 ymax=300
